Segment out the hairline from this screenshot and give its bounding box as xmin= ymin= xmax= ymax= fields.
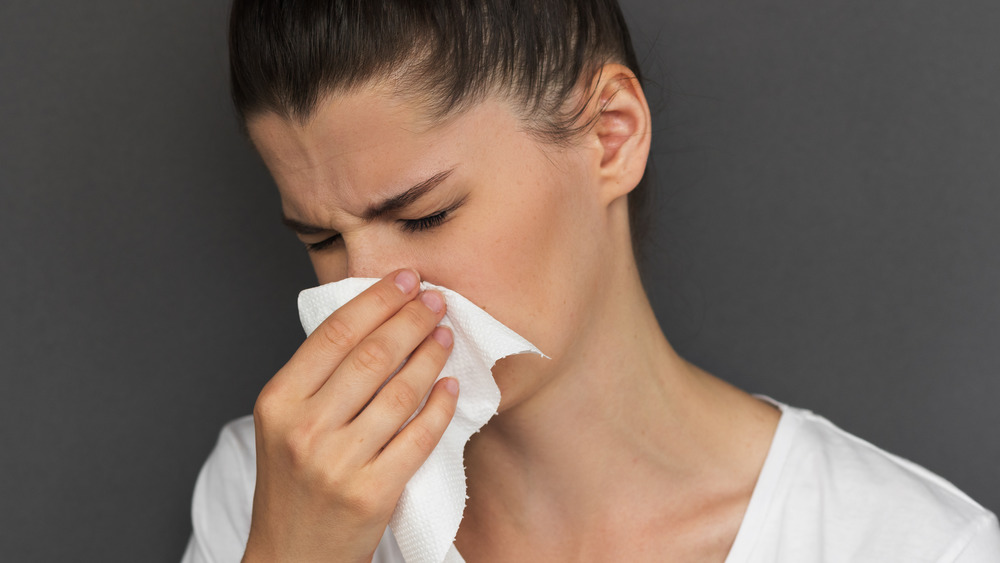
xmin=240 ymin=62 xmax=622 ymax=150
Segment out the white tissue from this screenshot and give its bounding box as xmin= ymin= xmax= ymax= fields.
xmin=297 ymin=278 xmax=543 ymax=563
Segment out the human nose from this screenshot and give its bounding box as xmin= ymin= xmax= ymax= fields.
xmin=344 ymin=236 xmax=413 ymax=280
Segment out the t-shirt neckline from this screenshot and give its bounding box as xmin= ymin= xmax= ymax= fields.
xmin=444 ymin=395 xmax=799 ymax=563
xmin=722 ymin=395 xmax=800 ymax=563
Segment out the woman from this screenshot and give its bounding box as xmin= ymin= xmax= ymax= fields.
xmin=184 ymin=1 xmax=1000 ymax=561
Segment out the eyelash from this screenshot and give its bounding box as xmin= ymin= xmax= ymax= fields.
xmin=303 ymin=205 xmax=459 ymax=252
xmin=399 ymin=209 xmax=449 ymax=233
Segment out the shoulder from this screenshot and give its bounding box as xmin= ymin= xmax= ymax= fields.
xmin=182 ymin=416 xmax=256 ymax=563
xmin=181 ymin=417 xmax=407 ymax=563
xmin=194 ymin=415 xmax=257 ymax=509
xmin=781 ymin=403 xmax=986 ymax=525
xmin=736 ymin=398 xmax=1000 ymax=562
xmin=208 ymin=415 xmax=257 ymax=467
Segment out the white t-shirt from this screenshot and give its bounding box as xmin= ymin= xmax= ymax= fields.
xmin=181 ymin=399 xmax=1000 ymax=562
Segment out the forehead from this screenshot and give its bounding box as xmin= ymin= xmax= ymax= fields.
xmin=246 ymin=88 xmax=512 ymax=218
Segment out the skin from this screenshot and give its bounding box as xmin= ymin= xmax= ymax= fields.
xmin=245 ymin=65 xmax=782 ymax=562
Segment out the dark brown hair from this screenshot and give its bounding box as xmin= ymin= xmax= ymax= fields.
xmin=229 ymin=0 xmax=651 ymax=249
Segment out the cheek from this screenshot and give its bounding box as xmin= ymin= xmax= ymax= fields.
xmin=310 ymin=252 xmax=348 ymax=284
xmin=433 ymin=175 xmax=589 ymax=354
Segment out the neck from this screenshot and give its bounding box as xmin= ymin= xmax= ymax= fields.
xmin=458 ymin=249 xmax=778 ymax=553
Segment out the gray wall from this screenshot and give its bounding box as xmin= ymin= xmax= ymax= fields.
xmin=1 ymin=1 xmax=997 ymax=560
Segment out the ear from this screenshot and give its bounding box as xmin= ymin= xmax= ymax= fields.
xmin=586 ymin=64 xmax=651 ymax=206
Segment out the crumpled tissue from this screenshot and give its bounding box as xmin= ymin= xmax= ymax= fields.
xmin=298 ymin=278 xmax=544 ymax=563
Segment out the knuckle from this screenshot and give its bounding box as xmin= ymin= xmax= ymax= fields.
xmin=306 ymin=464 xmax=389 ymax=522
xmin=385 ymin=381 xmax=421 ymax=416
xmin=370 ymin=285 xmax=397 ymax=314
xmin=407 ymin=422 xmax=439 ymax=454
xmin=318 ymin=316 xmax=356 ymax=351
xmin=338 ymin=479 xmax=385 ymax=520
xmin=253 ymin=383 xmax=283 ymax=422
xmin=315 ymin=466 xmax=347 ymax=497
xmin=404 ymin=347 xmax=448 ymax=385
xmin=284 ymin=421 xmax=319 ymax=468
xmin=353 ymin=337 xmax=396 ymax=376
xmin=399 ymin=303 xmax=431 ymax=331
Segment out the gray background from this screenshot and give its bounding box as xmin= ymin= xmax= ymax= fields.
xmin=1 ymin=0 xmax=997 ymax=560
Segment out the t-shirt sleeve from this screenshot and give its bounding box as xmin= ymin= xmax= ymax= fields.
xmin=181 ymin=416 xmax=256 ymax=563
xmin=951 ymin=512 xmax=1000 ymax=563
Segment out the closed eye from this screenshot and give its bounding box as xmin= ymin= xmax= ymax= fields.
xmin=400 ymin=210 xmax=449 ymax=233
xmin=302 ymin=194 xmax=468 ymax=252
xmin=303 ymin=233 xmax=342 ymax=252
xmin=398 ymin=195 xmax=467 ymax=234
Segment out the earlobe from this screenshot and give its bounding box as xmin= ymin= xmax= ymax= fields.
xmin=590 ymin=64 xmax=652 ymax=204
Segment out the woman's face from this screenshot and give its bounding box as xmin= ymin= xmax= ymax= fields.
xmin=248 ymin=86 xmax=615 ymax=408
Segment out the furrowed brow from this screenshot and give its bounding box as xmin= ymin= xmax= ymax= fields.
xmin=362 ymin=168 xmax=455 ymax=221
xmin=279 ymin=167 xmax=456 ymax=233
xmin=281 ymin=215 xmax=329 ymax=235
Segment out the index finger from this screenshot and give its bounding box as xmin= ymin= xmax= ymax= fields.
xmin=274 ymin=269 xmax=421 ymax=398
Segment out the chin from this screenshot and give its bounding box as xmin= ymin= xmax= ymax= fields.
xmin=490 ymin=352 xmax=552 ymax=414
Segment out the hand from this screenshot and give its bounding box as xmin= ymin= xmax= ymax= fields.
xmin=243 ymin=270 xmax=458 ymax=563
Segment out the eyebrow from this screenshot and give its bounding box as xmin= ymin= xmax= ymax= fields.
xmin=280 ymin=167 xmax=456 ymax=234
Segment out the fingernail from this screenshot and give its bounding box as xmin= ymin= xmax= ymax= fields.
xmin=443 ymin=377 xmax=459 ymax=396
xmin=394 ymin=270 xmax=418 ymax=294
xmin=432 ymin=326 xmax=453 ymax=348
xmin=420 ymin=290 xmax=444 ymax=313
